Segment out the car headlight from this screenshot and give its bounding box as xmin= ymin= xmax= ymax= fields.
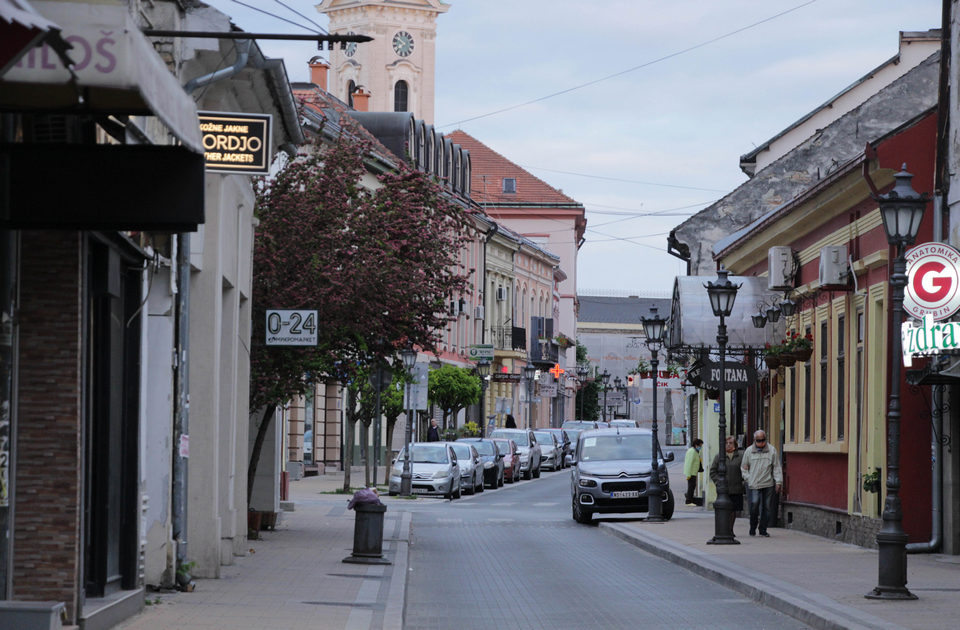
xmin=433 ymin=470 xmax=449 ymax=479
xmin=519 ymin=454 xmax=529 ymax=462
xmin=484 ymin=462 xmax=494 ymax=469
xmin=578 ymin=478 xmax=597 ymax=488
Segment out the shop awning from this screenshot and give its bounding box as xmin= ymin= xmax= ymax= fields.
xmin=668 ymin=275 xmax=786 ymax=351
xmin=0 ymin=0 xmax=63 ymax=75
xmin=0 ymin=0 xmax=202 ymax=153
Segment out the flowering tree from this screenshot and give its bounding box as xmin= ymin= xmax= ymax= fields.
xmin=247 ymin=131 xmax=473 ymax=502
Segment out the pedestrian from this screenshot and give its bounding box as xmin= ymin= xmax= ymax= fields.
xmin=505 ymin=414 xmax=517 ymax=428
xmin=683 ymin=438 xmax=704 ymax=505
xmin=426 ymin=418 xmax=441 ymax=442
xmin=709 ymin=435 xmax=744 ymax=534
xmin=740 ymin=429 xmax=783 ymax=537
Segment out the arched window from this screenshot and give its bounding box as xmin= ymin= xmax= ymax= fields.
xmin=394 ymin=80 xmax=408 ymax=112
xmin=347 ymin=80 xmax=357 ymax=108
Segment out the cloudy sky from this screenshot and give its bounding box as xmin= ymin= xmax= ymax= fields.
xmin=199 ymin=0 xmax=942 ymax=296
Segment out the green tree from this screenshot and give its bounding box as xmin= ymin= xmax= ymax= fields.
xmin=428 ymin=364 xmax=481 ymax=433
xmin=382 ymin=371 xmax=411 ymax=462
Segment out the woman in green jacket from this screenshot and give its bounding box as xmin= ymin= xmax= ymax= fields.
xmin=683 ymin=439 xmax=703 ymax=505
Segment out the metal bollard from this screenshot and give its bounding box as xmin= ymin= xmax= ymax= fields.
xmin=342 ymin=502 xmax=391 ymax=565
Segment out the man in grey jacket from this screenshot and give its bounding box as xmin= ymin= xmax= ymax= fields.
xmin=740 ymin=430 xmax=782 ymax=537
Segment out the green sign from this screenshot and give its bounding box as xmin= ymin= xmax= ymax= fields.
xmin=467 ymin=344 xmax=494 ymax=361
xmin=902 ymin=314 xmax=960 ymax=367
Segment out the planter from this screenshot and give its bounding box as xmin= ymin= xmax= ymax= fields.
xmin=779 ymin=351 xmax=799 ymax=366
xmin=247 ymin=510 xmax=262 ymax=540
xmin=792 ymin=346 xmax=813 ymax=362
xmin=764 ymin=354 xmax=781 ymax=370
xmin=260 ymin=511 xmax=278 ymax=531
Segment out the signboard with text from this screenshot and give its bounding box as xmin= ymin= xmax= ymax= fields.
xmin=701 ymin=361 xmax=756 ymax=390
xmin=199 ymin=111 xmax=272 ymax=175
xmin=468 ymin=344 xmax=494 ymax=361
xmin=265 ymin=310 xmax=317 ymax=346
xmin=904 ymin=243 xmax=960 ymax=321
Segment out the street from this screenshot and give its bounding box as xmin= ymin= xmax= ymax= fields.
xmin=404 ymin=466 xmax=808 ymax=629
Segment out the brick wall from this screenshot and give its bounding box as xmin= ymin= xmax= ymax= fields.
xmin=14 ymin=231 xmax=82 ymax=621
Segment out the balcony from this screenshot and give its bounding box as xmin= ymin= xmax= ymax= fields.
xmin=493 ymin=326 xmax=527 ymax=352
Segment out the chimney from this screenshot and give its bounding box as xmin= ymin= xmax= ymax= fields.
xmin=352 ymin=88 xmax=370 ymax=112
xmin=308 ymin=59 xmax=329 ymax=91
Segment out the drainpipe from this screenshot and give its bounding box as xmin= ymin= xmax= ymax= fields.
xmin=907 ymin=383 xmax=943 ymax=553
xmin=184 ymin=40 xmax=252 ymax=94
xmin=172 ymin=233 xmax=195 ymax=588
xmin=482 ymin=223 xmax=498 ymax=344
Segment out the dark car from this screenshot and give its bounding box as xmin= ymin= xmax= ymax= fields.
xmin=570 ymin=427 xmax=675 ymax=524
xmin=459 ymin=437 xmax=504 ymax=488
xmin=491 ymin=438 xmax=521 ymax=483
xmin=543 ymin=428 xmax=572 ymax=467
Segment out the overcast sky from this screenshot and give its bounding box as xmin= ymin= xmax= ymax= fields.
xmin=199 ymin=0 xmax=942 ymax=297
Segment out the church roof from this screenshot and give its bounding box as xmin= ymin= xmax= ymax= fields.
xmin=447 ymin=130 xmax=583 ymax=207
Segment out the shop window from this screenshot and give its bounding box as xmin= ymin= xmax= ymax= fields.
xmin=804 ymin=325 xmax=812 ymax=442
xmin=837 ymin=314 xmax=845 ymax=441
xmin=820 ymin=320 xmax=828 ymax=442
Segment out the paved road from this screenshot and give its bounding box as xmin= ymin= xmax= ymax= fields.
xmin=404 ymin=468 xmax=808 ymax=630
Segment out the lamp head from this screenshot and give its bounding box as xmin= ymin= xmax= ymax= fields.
xmin=752 ymin=312 xmax=767 ymax=329
xmin=704 ymin=267 xmax=741 ymax=317
xmin=476 ymin=358 xmax=491 ymax=378
xmin=765 ymin=305 xmax=781 ymax=323
xmin=600 ymin=369 xmax=610 ymax=385
xmin=641 ymin=306 xmax=667 ymax=351
xmin=876 ymin=164 xmax=929 ymax=247
xmin=401 ymin=346 xmax=417 ymax=370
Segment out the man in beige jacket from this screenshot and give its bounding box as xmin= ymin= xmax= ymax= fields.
xmin=740 ymin=430 xmax=782 ymax=537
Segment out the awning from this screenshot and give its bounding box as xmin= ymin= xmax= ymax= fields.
xmin=669 ymin=275 xmax=786 ymax=350
xmin=0 ymin=0 xmax=62 ymax=75
xmin=0 ymin=0 xmax=202 ymax=153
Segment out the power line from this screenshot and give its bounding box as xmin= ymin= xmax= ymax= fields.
xmin=272 ymin=0 xmax=328 ymax=34
xmin=229 ymin=0 xmax=322 ymax=33
xmin=439 ymin=0 xmax=818 ymax=128
xmin=520 ymin=164 xmax=728 ymax=193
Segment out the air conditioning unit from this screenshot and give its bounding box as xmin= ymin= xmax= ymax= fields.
xmin=496 ymin=287 xmax=507 ymax=301
xmin=475 ymin=305 xmax=485 ymax=320
xmin=819 ymin=245 xmax=849 ymax=288
xmin=768 ymin=246 xmax=795 ymax=291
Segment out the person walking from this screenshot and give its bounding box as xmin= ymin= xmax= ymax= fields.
xmin=504 ymin=414 xmax=517 ymax=428
xmin=683 ymin=438 xmax=704 ymax=505
xmin=740 ymin=429 xmax=782 ymax=537
xmin=426 ymin=419 xmax=441 ymax=442
xmin=710 ymin=435 xmax=744 ymax=534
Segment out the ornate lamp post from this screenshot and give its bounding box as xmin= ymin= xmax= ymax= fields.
xmin=476 ymin=359 xmax=491 ymax=437
xmin=576 ymin=363 xmax=589 ymax=420
xmin=641 ymin=306 xmax=667 ymax=522
xmin=523 ymin=365 xmax=537 ymax=429
xmin=705 ymin=267 xmax=741 ymax=545
xmin=600 ymin=369 xmax=610 ymax=423
xmin=867 ymin=165 xmax=927 ymax=600
xmin=399 ymin=346 xmax=418 ymax=496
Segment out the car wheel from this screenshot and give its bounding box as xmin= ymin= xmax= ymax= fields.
xmin=477 ymin=474 xmax=484 ymax=493
xmin=388 ymin=490 xmax=398 ymax=496
xmin=533 ymin=463 xmax=541 ymax=479
xmin=465 ymin=478 xmax=474 ymax=495
xmin=523 ymin=467 xmax=532 ymax=480
xmin=453 ymin=480 xmax=461 ymax=499
xmin=498 ymin=471 xmax=504 ymax=487
xmin=572 ymin=495 xmax=593 ymax=524
xmin=662 ymin=488 xmax=675 ymax=521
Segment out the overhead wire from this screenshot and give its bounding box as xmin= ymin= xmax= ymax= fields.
xmin=519 ymin=165 xmax=728 ymax=193
xmin=271 ymin=0 xmax=328 ymax=34
xmin=228 ymin=0 xmax=322 ymax=33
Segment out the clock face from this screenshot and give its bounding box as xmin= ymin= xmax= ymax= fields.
xmin=344 ymin=31 xmax=357 ymax=57
xmin=392 ymin=30 xmax=414 ymax=57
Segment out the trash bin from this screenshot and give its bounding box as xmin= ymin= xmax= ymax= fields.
xmin=343 ymin=501 xmax=391 ymax=565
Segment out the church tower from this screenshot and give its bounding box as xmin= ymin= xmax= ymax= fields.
xmin=317 ymin=0 xmax=449 ymax=124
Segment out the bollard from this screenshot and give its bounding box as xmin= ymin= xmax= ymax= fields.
xmin=342 ymin=502 xmax=391 ymax=565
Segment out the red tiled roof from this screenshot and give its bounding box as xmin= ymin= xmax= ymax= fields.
xmin=448 ymin=130 xmax=583 ymax=207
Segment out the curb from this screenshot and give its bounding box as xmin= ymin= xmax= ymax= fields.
xmin=600 ymin=522 xmax=907 ymax=630
xmin=383 ymin=510 xmax=411 ymax=630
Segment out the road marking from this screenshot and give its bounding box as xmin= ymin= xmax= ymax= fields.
xmin=436 ymin=518 xmax=463 ymax=524
xmin=486 ymin=518 xmax=515 ymax=523
xmin=533 ymin=502 xmax=559 ymax=507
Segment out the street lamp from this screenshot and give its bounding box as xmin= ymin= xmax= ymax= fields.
xmin=576 ymin=363 xmax=589 ymax=420
xmin=399 ymin=345 xmax=418 ymax=496
xmin=641 ymin=306 xmax=667 ymax=522
xmin=867 ymin=164 xmax=928 ymax=601
xmin=705 ymin=267 xmax=741 ymax=545
xmin=476 ymin=359 xmax=491 ymax=437
xmin=600 ymin=369 xmax=610 ymax=423
xmin=523 ymin=365 xmax=537 ymax=429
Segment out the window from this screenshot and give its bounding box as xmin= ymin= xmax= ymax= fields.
xmin=820 ymin=320 xmax=828 ymax=442
xmin=837 ymin=315 xmax=845 ymax=441
xmin=804 ymin=326 xmax=812 ymax=442
xmin=502 ymin=177 xmax=516 ymax=194
xmin=394 ymin=80 xmax=408 ymax=112
xmin=347 ymin=80 xmax=356 ymax=108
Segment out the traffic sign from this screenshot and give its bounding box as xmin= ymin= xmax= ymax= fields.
xmin=467 ymin=344 xmax=494 ymax=361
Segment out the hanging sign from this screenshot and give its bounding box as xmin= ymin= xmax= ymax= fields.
xmin=701 ymin=361 xmax=756 ymax=390
xmin=199 ymin=111 xmax=272 ymax=175
xmin=904 ymin=243 xmax=960 ymax=321
xmin=901 ymin=313 xmax=960 ymax=366
xmin=265 ymin=309 xmax=317 ymax=346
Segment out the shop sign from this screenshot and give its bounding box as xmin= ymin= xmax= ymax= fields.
xmin=701 ymin=361 xmax=756 ymax=390
xmin=199 ymin=111 xmax=272 ymax=175
xmin=904 ymin=243 xmax=960 ymax=321
xmin=901 ymin=314 xmax=960 ymax=366
xmin=467 ymin=344 xmax=494 ymax=361
xmin=265 ymin=309 xmax=317 ymax=346
xmin=539 ymin=383 xmax=557 ymax=398
xmin=492 ymin=373 xmax=521 ymax=383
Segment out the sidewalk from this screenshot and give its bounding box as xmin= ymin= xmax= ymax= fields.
xmin=116 ymin=470 xmax=408 ymax=630
xmin=600 ymin=468 xmax=960 ymax=630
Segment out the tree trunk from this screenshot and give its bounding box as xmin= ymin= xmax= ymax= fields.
xmin=386 ymin=418 xmax=396 ymax=464
xmin=248 ymin=406 xmax=274 ymax=505
xmin=343 ymin=388 xmax=354 ymax=493
xmin=363 ymin=420 xmax=371 ymax=488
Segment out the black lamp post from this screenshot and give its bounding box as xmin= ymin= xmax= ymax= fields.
xmin=523 ymin=365 xmax=537 ymax=429
xmin=600 ymin=370 xmax=610 ymax=423
xmin=705 ymin=267 xmax=741 ymax=545
xmin=613 ymin=376 xmax=622 ymax=419
xmin=641 ymin=306 xmax=667 ymax=522
xmin=399 ymin=346 xmax=418 ymax=496
xmin=867 ymin=165 xmax=928 ymax=601
xmin=476 ymin=359 xmax=491 ymax=437
xmin=576 ymin=363 xmax=589 ymax=420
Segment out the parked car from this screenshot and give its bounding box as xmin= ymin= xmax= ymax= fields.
xmin=609 ymin=419 xmax=641 ymax=428
xmin=491 ymin=438 xmax=521 ymax=483
xmin=543 ymin=428 xmax=572 ymax=467
xmin=388 ymin=442 xmax=461 ymax=499
xmin=570 ymin=427 xmax=675 ymax=524
xmin=562 ymin=420 xmax=598 ymax=432
xmin=489 ymin=428 xmax=541 ymax=479
xmin=450 ymin=442 xmax=484 ymax=495
xmin=459 ymin=438 xmax=504 ymax=488
xmin=533 ymin=430 xmax=562 ymax=471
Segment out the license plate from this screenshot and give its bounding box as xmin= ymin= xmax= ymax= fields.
xmin=611 ymin=490 xmax=639 ymax=499
xmin=412 ymin=487 xmax=430 ymax=494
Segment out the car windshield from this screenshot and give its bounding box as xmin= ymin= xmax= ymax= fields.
xmin=491 ymin=430 xmax=528 ymax=446
xmin=492 ymin=440 xmax=512 ymax=455
xmin=565 ymin=429 xmax=582 ymax=444
xmin=610 ymin=420 xmax=636 ymax=427
xmin=563 ymin=421 xmax=594 ymax=430
xmin=579 ymin=434 xmax=652 ymax=462
xmin=470 ymin=441 xmax=496 ymax=456
xmin=533 ymin=431 xmax=553 ymax=445
xmin=450 ymin=444 xmax=473 ymax=460
xmin=398 ymin=445 xmax=449 ymax=464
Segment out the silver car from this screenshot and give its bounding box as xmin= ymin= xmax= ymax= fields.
xmin=570 ymin=427 xmax=674 ymax=523
xmin=489 ymin=428 xmax=541 ymax=479
xmin=388 ymin=442 xmax=461 ymax=499
xmin=459 ymin=438 xmax=505 ymax=488
xmin=533 ymin=430 xmax=561 ymax=471
xmin=450 ymin=442 xmax=484 ymax=495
